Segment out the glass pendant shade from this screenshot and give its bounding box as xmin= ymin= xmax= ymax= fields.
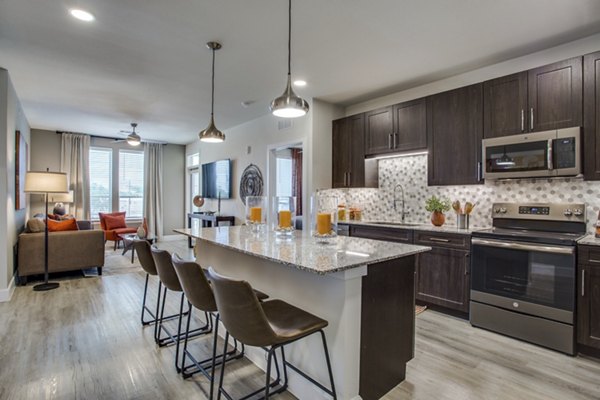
xmin=199 ymin=115 xmax=225 ymax=143
xmin=270 ymin=75 xmax=309 ymax=118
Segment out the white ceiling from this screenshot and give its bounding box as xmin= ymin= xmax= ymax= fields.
xmin=2 ymin=0 xmax=600 ymax=145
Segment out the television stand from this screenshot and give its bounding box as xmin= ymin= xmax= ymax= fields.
xmin=186 ymin=213 xmax=235 ymax=248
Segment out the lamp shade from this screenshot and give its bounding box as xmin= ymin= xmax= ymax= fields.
xmin=24 ymin=171 xmax=69 ymax=194
xmin=49 ymin=190 xmax=74 ymax=203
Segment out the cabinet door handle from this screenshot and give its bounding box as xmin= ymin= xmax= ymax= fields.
xmin=547 ymin=139 xmax=553 ymax=170
xmin=388 ymin=133 xmax=393 ymax=149
xmin=394 ymin=133 xmax=398 ymax=149
xmin=521 ymin=109 xmax=525 ymax=132
xmin=429 ymin=237 xmax=450 ymax=243
xmin=476 ymin=162 xmax=482 ymax=182
xmin=530 ymin=107 xmax=534 ymax=131
xmin=464 ymin=253 xmax=470 ymax=275
xmin=345 ymin=172 xmax=349 ymax=187
xmin=582 ymin=269 xmax=585 ymax=297
xmin=347 ymin=171 xmax=351 ymax=186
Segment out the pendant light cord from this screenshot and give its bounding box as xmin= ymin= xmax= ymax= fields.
xmin=287 ymin=0 xmax=291 ymax=76
xmin=211 ymin=47 xmax=216 ymax=116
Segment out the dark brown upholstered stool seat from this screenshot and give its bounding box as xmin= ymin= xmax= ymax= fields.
xmin=151 ymin=247 xmax=211 ymax=373
xmin=208 ymin=267 xmax=336 ymax=400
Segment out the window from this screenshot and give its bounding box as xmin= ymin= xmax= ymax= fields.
xmin=89 ymin=147 xmax=112 ymax=218
xmin=119 ymin=150 xmax=144 ymax=218
xmin=276 ymin=157 xmax=293 ymax=197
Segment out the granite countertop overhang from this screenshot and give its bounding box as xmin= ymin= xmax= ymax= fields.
xmin=174 ymin=226 xmax=430 ymax=275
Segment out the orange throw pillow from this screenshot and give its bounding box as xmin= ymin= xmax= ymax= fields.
xmin=47 ymin=218 xmax=79 ymax=232
xmin=104 ymin=214 xmax=127 ymax=230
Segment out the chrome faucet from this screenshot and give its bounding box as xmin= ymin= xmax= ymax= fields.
xmin=393 ymin=184 xmax=407 ymax=223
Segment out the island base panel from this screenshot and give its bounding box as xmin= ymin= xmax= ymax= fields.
xmin=360 ymin=256 xmax=416 ymax=400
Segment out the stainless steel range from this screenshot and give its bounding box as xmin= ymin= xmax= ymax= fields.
xmin=470 ymin=202 xmax=587 ymax=355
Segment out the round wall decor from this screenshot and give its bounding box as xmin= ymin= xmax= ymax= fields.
xmin=239 ymin=164 xmax=264 ymax=205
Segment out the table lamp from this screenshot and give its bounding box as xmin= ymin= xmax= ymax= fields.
xmin=49 ymin=190 xmax=74 ymax=215
xmin=24 ymin=170 xmax=69 ymax=291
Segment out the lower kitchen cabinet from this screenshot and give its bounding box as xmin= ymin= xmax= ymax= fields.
xmin=577 ymin=245 xmax=600 ymax=351
xmin=415 ymin=246 xmax=470 ymax=313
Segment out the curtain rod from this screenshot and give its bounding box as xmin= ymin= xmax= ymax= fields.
xmin=55 ymin=130 xmax=167 ymax=145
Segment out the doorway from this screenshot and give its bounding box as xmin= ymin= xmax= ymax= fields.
xmin=269 ymin=143 xmax=303 ymax=229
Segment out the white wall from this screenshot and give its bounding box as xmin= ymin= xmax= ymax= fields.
xmin=186 ymin=101 xmax=343 ymax=225
xmin=346 ymin=32 xmax=600 ymax=115
xmin=0 ymin=69 xmax=31 ymax=298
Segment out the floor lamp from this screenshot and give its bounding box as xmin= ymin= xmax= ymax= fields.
xmin=24 ymin=170 xmax=69 ymax=291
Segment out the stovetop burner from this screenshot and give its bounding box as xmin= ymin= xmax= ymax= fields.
xmin=472 ymin=227 xmax=585 ymax=246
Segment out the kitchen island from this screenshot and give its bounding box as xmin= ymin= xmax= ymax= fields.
xmin=174 ymin=226 xmax=430 ymax=400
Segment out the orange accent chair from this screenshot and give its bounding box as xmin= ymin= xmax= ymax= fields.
xmin=99 ymin=212 xmax=148 ymax=250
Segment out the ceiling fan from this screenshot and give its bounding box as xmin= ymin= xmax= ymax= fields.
xmin=114 ymin=122 xmax=142 ymax=146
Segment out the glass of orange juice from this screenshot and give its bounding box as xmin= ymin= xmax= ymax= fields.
xmin=272 ymin=196 xmax=296 ymax=237
xmin=245 ymin=196 xmax=267 ymax=233
xmin=311 ymin=194 xmax=338 ymax=243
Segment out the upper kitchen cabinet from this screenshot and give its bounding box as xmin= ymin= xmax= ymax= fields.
xmin=365 ymin=100 xmax=427 ymax=156
xmin=393 ymin=98 xmax=427 ymax=151
xmin=365 ymin=106 xmax=394 ymax=155
xmin=528 ymin=57 xmax=583 ymax=132
xmin=584 ymin=51 xmax=600 ymax=181
xmin=332 ymin=113 xmax=366 ymax=188
xmin=427 ymin=83 xmax=484 ymax=186
xmin=483 ymin=72 xmax=528 ymax=138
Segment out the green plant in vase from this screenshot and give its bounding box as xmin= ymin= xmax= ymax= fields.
xmin=425 ymin=195 xmax=451 ymax=227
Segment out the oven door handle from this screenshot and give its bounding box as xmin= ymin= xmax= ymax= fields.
xmin=471 ymin=238 xmax=574 ymax=255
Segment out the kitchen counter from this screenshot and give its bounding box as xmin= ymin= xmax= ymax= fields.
xmin=175 ymin=225 xmax=429 ymax=400
xmin=577 ymin=234 xmax=600 ymax=246
xmin=174 ymin=225 xmax=430 ymax=275
xmin=339 ymin=220 xmax=489 ymax=235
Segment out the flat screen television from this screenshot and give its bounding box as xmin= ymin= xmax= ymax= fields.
xmin=201 ymin=159 xmax=232 ymax=199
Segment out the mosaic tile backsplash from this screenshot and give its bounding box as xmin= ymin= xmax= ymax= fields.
xmin=320 ymin=154 xmax=600 ymax=233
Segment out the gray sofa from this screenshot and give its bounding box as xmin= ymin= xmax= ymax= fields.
xmin=17 ymin=220 xmax=105 ymax=284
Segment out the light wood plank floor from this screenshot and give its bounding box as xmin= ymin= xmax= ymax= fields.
xmin=1 ymin=239 xmax=599 ymax=399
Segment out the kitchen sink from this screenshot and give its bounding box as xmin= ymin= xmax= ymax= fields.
xmin=367 ymin=221 xmax=422 ymax=227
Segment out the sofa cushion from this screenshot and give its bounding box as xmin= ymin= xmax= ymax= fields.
xmin=26 ymin=218 xmax=46 ymax=233
xmin=104 ymin=214 xmax=127 ymax=230
xmin=48 ymin=218 xmax=79 ymax=232
xmin=113 ymin=227 xmax=137 ymax=235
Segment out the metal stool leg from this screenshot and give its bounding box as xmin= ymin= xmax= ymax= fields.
xmin=320 ymin=330 xmax=337 ymax=400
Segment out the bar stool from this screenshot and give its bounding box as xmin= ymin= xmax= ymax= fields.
xmin=207 ymin=267 xmax=337 ymax=400
xmin=172 ymin=254 xmax=246 ymax=399
xmin=151 ymin=247 xmax=211 ymax=372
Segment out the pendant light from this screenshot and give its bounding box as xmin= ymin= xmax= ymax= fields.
xmin=269 ymin=0 xmax=309 ymax=118
xmin=199 ymin=42 xmax=225 ymax=143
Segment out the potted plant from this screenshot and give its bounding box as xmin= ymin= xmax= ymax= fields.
xmin=425 ymin=196 xmax=451 ymax=227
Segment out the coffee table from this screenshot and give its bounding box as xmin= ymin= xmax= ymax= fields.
xmin=119 ymin=233 xmax=155 ymax=263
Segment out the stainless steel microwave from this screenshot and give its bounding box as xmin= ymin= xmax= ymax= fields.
xmin=482 ymin=127 xmax=581 ymax=180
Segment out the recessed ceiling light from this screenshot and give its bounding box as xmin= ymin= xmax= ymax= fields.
xmin=293 ymin=80 xmax=307 ymax=87
xmin=69 ymin=9 xmax=95 ymax=22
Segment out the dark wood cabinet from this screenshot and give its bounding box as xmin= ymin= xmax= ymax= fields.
xmin=349 ymin=225 xmax=413 ymax=243
xmin=332 ymin=114 xmax=365 ymax=188
xmin=365 ymin=100 xmax=427 ymax=156
xmin=577 ymin=245 xmax=600 ymax=351
xmin=427 ymin=83 xmax=483 ymax=186
xmin=365 ymin=106 xmax=394 ymax=155
xmin=483 ymin=72 xmax=528 ymax=138
xmin=584 ymin=51 xmax=600 ymax=180
xmin=415 ymin=247 xmax=470 ymax=313
xmin=528 ymin=57 xmax=582 ymax=132
xmin=392 ymin=98 xmax=427 ymax=151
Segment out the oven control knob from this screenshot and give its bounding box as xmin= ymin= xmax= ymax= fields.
xmin=512 ymin=302 xmax=519 ymax=308
xmin=574 ymin=208 xmax=584 ymax=217
xmin=499 ymin=207 xmax=507 ymax=214
xmin=564 ymin=209 xmax=573 ymax=217
xmin=494 ymin=208 xmax=501 ymax=214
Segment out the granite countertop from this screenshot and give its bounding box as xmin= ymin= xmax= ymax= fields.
xmin=174 ymin=226 xmax=430 ymax=275
xmin=339 ymin=220 xmax=489 ymax=235
xmin=577 ymin=234 xmax=600 ymax=246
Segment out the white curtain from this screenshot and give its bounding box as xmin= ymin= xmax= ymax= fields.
xmin=61 ymin=133 xmax=90 ymax=220
xmin=144 ymin=143 xmax=163 ymax=240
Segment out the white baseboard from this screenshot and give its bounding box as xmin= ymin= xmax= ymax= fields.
xmin=0 ymin=275 xmax=16 ymax=303
xmin=159 ymin=234 xmax=186 ymax=242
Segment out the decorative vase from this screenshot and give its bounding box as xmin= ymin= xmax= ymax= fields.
xmin=431 ymin=211 xmax=445 ymax=227
xmin=137 ymin=225 xmax=147 ymax=239
xmin=310 ymin=195 xmax=338 ymax=243
xmin=272 ymin=196 xmax=296 ymax=237
xmin=245 ymin=195 xmax=267 ymax=233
